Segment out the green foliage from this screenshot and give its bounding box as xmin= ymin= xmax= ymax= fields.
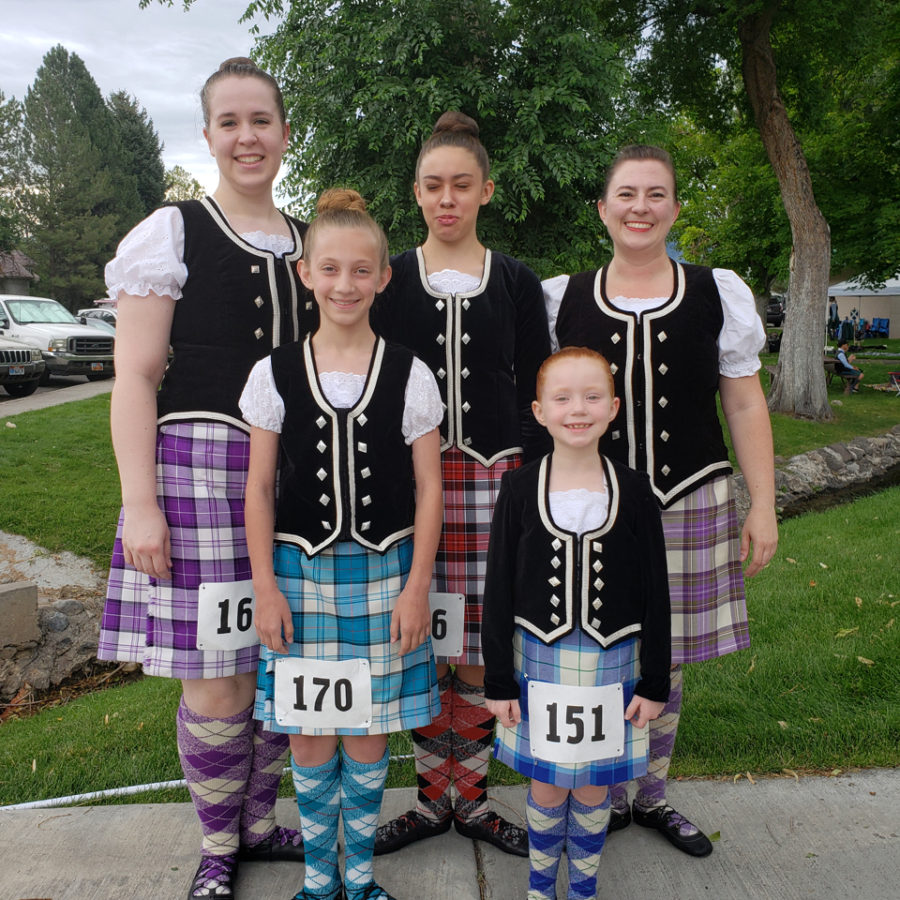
xmin=624 ymin=0 xmax=900 ymax=291
xmin=108 ymin=91 xmax=167 ymax=217
xmin=20 ymin=46 xmax=151 ymax=310
xmin=249 ymin=0 xmax=631 ymax=274
xmin=0 ymin=90 xmax=25 ymax=251
xmin=165 ymin=165 xmax=206 ymax=202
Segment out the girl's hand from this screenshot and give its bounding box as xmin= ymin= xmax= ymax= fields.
xmin=121 ymin=502 xmax=172 ymax=580
xmin=624 ymin=694 xmax=665 ymax=729
xmin=390 ymin=584 xmax=431 ymax=655
xmin=254 ymin=585 xmax=293 ymax=654
xmin=485 ymin=698 xmax=521 ymax=728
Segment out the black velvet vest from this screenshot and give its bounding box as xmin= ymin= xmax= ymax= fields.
xmin=156 ymin=198 xmax=316 ymax=431
xmin=271 ymin=336 xmax=416 ymax=555
xmin=556 ymin=260 xmax=730 ymax=507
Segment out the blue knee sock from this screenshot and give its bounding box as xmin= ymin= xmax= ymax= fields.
xmin=341 ymin=745 xmax=390 ymax=900
xmin=566 ymin=794 xmax=610 ymax=900
xmin=526 ymin=789 xmax=568 ymax=900
xmin=291 ymin=752 xmax=341 ymax=898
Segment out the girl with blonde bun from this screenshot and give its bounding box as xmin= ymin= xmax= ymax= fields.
xmin=242 ymin=188 xmax=443 ymax=900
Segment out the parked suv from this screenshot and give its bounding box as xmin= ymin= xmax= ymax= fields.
xmin=0 ymin=334 xmax=45 ymax=397
xmin=77 ymin=306 xmax=118 ymax=329
xmin=766 ymin=297 xmax=785 ymax=327
xmin=0 ymin=295 xmax=115 ymax=382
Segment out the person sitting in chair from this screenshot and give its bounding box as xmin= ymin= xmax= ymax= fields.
xmin=836 ymin=341 xmax=864 ymax=394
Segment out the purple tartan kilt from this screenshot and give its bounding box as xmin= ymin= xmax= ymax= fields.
xmin=433 ymin=446 xmax=521 ymax=666
xmin=493 ymin=628 xmax=648 ymax=788
xmin=254 ymin=539 xmax=439 ymax=736
xmin=97 ymin=422 xmax=262 ymax=680
xmin=662 ymin=475 xmax=749 ymax=664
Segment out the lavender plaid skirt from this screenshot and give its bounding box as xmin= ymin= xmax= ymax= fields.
xmin=433 ymin=446 xmax=521 ymax=666
xmin=493 ymin=629 xmax=648 ymax=788
xmin=662 ymin=475 xmax=749 ymax=664
xmin=97 ymin=422 xmax=262 ymax=679
xmin=254 ymin=539 xmax=439 ymax=736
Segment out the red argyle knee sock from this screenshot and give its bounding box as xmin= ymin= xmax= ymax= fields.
xmin=450 ymin=673 xmax=493 ymax=822
xmin=412 ymin=669 xmax=454 ymax=822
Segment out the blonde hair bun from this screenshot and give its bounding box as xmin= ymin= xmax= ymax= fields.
xmin=317 ymin=187 xmax=368 ymax=214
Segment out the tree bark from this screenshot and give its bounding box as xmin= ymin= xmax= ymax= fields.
xmin=739 ymin=7 xmax=832 ymax=420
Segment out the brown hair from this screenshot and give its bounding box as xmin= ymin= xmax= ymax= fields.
xmin=415 ymin=111 xmax=490 ymax=182
xmin=601 ymin=144 xmax=678 ymax=201
xmin=302 ymin=188 xmax=390 ymax=271
xmin=536 ymin=347 xmax=616 ymax=399
xmin=200 ymin=57 xmax=286 ymax=127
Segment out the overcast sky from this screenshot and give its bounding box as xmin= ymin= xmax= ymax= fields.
xmin=0 ymin=0 xmax=284 ymax=194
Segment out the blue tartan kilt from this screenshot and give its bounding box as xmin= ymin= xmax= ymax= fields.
xmin=493 ymin=628 xmax=649 ymax=788
xmin=254 ymin=538 xmax=439 ymax=735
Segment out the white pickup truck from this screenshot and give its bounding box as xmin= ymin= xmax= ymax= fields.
xmin=0 ymin=295 xmax=114 ymax=383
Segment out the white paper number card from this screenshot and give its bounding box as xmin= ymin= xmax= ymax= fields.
xmin=274 ymin=657 xmax=373 ymax=730
xmin=196 ymin=580 xmax=259 ymax=651
xmin=427 ymin=592 xmax=465 ymax=658
xmin=528 ymin=681 xmax=626 ymax=764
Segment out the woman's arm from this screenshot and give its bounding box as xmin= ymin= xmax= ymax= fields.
xmin=110 ymin=292 xmax=175 ymax=580
xmin=391 ymin=427 xmax=443 ymax=655
xmin=245 ymin=425 xmax=293 ymax=653
xmin=719 ymin=373 xmax=778 ymax=576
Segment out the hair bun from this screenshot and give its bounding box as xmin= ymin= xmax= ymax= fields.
xmin=218 ymin=56 xmax=256 ymax=72
xmin=432 ymin=110 xmax=479 ymax=138
xmin=317 ymin=188 xmax=367 ymax=214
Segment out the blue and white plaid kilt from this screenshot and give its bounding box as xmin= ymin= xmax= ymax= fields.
xmin=493 ymin=628 xmax=649 ymax=788
xmin=254 ymin=538 xmax=439 ymax=736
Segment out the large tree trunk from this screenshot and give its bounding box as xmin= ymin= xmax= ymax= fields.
xmin=739 ymin=8 xmax=832 ymax=420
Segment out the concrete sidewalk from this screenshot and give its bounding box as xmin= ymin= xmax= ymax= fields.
xmin=1 ymin=771 xmax=896 ymax=900
xmin=0 ymin=377 xmax=113 ymax=418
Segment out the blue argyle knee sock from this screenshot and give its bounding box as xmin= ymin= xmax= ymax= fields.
xmin=526 ymin=789 xmax=568 ymax=900
xmin=341 ymin=745 xmax=390 ymax=899
xmin=291 ymin=752 xmax=341 ymax=898
xmin=566 ymin=794 xmax=610 ymax=900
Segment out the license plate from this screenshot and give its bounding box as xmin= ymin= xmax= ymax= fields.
xmin=8 ymin=366 xmax=25 ymax=375
xmin=91 ymin=362 xmax=104 ymax=371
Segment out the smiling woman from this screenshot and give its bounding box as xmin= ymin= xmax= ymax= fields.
xmin=95 ymin=56 xmax=315 ymax=900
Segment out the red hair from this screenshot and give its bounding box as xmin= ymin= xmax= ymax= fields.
xmin=535 ymin=347 xmax=616 ymax=399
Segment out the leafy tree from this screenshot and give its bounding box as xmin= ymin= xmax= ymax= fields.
xmin=165 ymin=165 xmax=205 ymax=202
xmin=613 ymin=0 xmax=899 ymax=420
xmin=148 ymin=0 xmax=635 ymax=275
xmin=0 ymin=91 xmax=25 ymax=252
xmin=21 ymin=46 xmax=144 ymax=309
xmin=109 ymin=90 xmax=167 ymax=216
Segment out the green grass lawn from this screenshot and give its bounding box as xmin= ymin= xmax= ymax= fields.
xmin=0 ymin=381 xmax=897 ymax=807
xmin=2 ymin=486 xmax=897 ymax=808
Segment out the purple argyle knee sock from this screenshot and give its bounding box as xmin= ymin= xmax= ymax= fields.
xmin=177 ymin=697 xmax=253 ymax=855
xmin=634 ymin=665 xmax=683 ymax=810
xmin=239 ymin=720 xmax=291 ymax=847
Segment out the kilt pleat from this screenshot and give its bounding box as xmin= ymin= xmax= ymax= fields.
xmin=254 ymin=539 xmax=439 ymax=735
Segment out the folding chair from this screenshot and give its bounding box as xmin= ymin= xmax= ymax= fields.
xmin=889 ymin=372 xmax=900 ymax=398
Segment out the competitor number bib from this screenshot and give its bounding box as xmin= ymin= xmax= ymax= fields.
xmin=274 ymin=657 xmax=373 ymax=730
xmin=196 ymin=580 xmax=259 ymax=651
xmin=528 ymin=681 xmax=626 ymax=764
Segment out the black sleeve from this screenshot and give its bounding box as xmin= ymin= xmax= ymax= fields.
xmin=481 ymin=471 xmax=522 ymax=701
xmin=513 ymin=264 xmax=553 ymax=461
xmin=634 ymin=473 xmax=672 ymax=703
